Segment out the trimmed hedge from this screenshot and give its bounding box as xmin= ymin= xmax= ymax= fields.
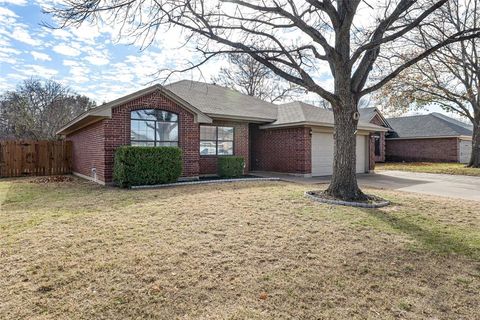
xmin=113 ymin=146 xmax=182 ymax=188
xmin=218 ymin=156 xmax=244 ymax=178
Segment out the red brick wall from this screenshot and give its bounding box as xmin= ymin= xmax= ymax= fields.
xmin=250 ymin=125 xmax=311 ymax=174
xmin=199 ymin=120 xmax=249 ymax=175
xmin=67 ymin=90 xmax=201 ymax=184
xmin=67 ymin=121 xmax=106 ymax=182
xmin=370 ymin=114 xmax=386 ymax=162
xmin=103 ymin=91 xmax=200 ymax=182
xmin=386 ymin=138 xmax=459 ymax=162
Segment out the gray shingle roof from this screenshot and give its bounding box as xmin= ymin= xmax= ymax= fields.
xmin=359 ymin=107 xmax=377 ymax=122
xmin=387 ymin=113 xmax=473 ymax=138
xmin=58 ymin=80 xmax=388 ymax=134
xmin=272 ymin=101 xmax=334 ymax=125
xmin=164 ymin=80 xmax=278 ymax=121
xmin=266 ymin=101 xmax=386 ymax=131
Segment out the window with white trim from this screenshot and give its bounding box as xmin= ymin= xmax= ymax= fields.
xmin=200 ymin=126 xmax=234 ymax=155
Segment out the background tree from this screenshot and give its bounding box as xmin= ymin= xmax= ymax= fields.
xmin=0 ymin=78 xmax=96 ymax=140
xmin=212 ymin=54 xmax=303 ymax=103
xmin=377 ymin=0 xmax=480 ymax=167
xmin=48 ymin=0 xmax=480 ymax=200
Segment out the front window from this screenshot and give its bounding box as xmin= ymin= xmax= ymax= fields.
xmin=200 ymin=126 xmax=234 ymax=155
xmin=130 ymin=109 xmax=178 ymax=146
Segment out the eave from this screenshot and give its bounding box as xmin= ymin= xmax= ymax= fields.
xmin=56 ymin=84 xmax=213 ymax=136
xmin=260 ymin=121 xmax=389 ymax=132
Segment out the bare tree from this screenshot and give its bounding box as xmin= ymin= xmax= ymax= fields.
xmin=377 ymin=0 xmax=480 ymax=167
xmin=212 ymin=54 xmax=303 ymax=103
xmin=0 ymin=79 xmax=96 ymax=140
xmin=47 ymin=0 xmax=480 ymax=200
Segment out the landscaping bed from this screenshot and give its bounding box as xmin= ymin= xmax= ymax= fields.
xmin=1 ymin=177 xmax=479 ymax=319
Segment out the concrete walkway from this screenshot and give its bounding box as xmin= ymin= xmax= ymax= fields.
xmin=253 ymin=170 xmax=480 ymax=202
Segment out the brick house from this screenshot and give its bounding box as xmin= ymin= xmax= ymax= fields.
xmin=386 ymin=113 xmax=473 ymax=163
xmin=57 ymin=80 xmax=386 ymax=184
xmin=359 ymin=107 xmax=390 ymax=163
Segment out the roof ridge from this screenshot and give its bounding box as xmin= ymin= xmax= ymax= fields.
xmin=166 ymin=79 xmax=279 ymax=107
xmin=431 ymin=112 xmax=471 ymax=126
xmin=430 ymin=112 xmax=473 ymax=132
xmin=387 ymin=113 xmax=432 ymax=120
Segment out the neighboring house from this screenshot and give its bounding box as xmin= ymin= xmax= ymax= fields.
xmin=359 ymin=107 xmax=390 ymax=163
xmin=57 ymin=80 xmax=386 ymax=184
xmin=386 ymin=113 xmax=473 ymax=163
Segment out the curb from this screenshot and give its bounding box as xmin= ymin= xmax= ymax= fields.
xmin=305 ymin=191 xmax=390 ymax=208
xmin=131 ymin=177 xmax=281 ymax=189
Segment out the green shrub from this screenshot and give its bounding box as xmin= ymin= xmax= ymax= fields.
xmin=113 ymin=146 xmax=182 ymax=188
xmin=218 ymin=156 xmax=244 ymax=178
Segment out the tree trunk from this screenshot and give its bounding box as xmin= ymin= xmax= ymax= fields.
xmin=468 ymin=120 xmax=480 ymax=167
xmin=325 ymin=99 xmax=367 ymax=201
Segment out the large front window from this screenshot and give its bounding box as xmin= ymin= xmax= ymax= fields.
xmin=130 ymin=109 xmax=178 ymax=146
xmin=200 ymin=126 xmax=234 ymax=155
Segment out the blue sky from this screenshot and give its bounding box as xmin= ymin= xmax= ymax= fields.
xmin=0 ymin=0 xmax=224 ymax=103
xmin=0 ymin=0 xmax=460 ymax=119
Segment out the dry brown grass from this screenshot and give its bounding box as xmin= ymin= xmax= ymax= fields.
xmin=0 ymin=177 xmax=479 ymax=319
xmin=376 ymin=162 xmax=480 ymax=176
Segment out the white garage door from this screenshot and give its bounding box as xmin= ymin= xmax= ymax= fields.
xmin=459 ymin=139 xmax=472 ymax=164
xmin=311 ymin=132 xmax=368 ymax=176
xmin=356 ymin=135 xmax=367 ymax=173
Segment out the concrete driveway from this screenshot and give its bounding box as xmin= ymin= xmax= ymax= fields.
xmin=359 ymin=171 xmax=480 ymax=201
xmin=253 ymin=170 xmax=480 ymax=201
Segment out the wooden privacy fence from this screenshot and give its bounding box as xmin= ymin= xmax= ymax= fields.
xmin=0 ymin=140 xmax=72 ymax=178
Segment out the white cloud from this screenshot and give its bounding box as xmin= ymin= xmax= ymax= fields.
xmin=0 ymin=46 xmax=21 ymax=55
xmin=0 ymin=52 xmax=17 ymax=64
xmin=0 ymin=0 xmax=27 ymax=5
xmin=0 ymin=7 xmax=18 ymax=18
xmin=0 ymin=46 xmax=21 ymax=64
xmin=69 ymin=65 xmax=89 ymax=77
xmin=69 ymin=23 xmax=102 ymax=45
xmin=17 ymin=64 xmax=58 ymax=77
xmin=52 ymin=44 xmax=81 ymax=56
xmin=0 ymin=38 xmax=9 ymax=46
xmin=34 ymin=0 xmax=65 ymax=7
xmin=31 ymin=51 xmax=51 ymax=61
xmin=49 ymin=28 xmax=72 ymax=41
xmin=82 ymin=45 xmax=110 ymax=66
xmin=62 ymin=59 xmax=78 ymax=66
xmin=11 ymin=26 xmax=40 ymax=46
xmin=85 ymin=55 xmax=109 ymax=65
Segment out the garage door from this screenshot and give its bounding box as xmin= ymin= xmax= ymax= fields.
xmin=311 ymin=133 xmax=368 ymax=176
xmin=459 ymin=139 xmax=472 ymax=163
xmin=356 ymin=135 xmax=367 ymax=173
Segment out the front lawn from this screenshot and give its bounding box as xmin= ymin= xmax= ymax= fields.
xmin=376 ymin=162 xmax=480 ymax=176
xmin=1 ymin=177 xmax=479 ymax=319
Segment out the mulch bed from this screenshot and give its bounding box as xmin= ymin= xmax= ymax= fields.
xmin=29 ymin=176 xmax=74 ymax=184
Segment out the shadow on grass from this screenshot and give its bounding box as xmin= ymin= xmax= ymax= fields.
xmin=362 ymin=208 xmax=480 ymax=261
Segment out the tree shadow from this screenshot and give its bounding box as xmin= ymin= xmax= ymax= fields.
xmin=361 ymin=208 xmax=479 ymax=261
xmin=358 ymin=173 xmax=430 ymax=190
